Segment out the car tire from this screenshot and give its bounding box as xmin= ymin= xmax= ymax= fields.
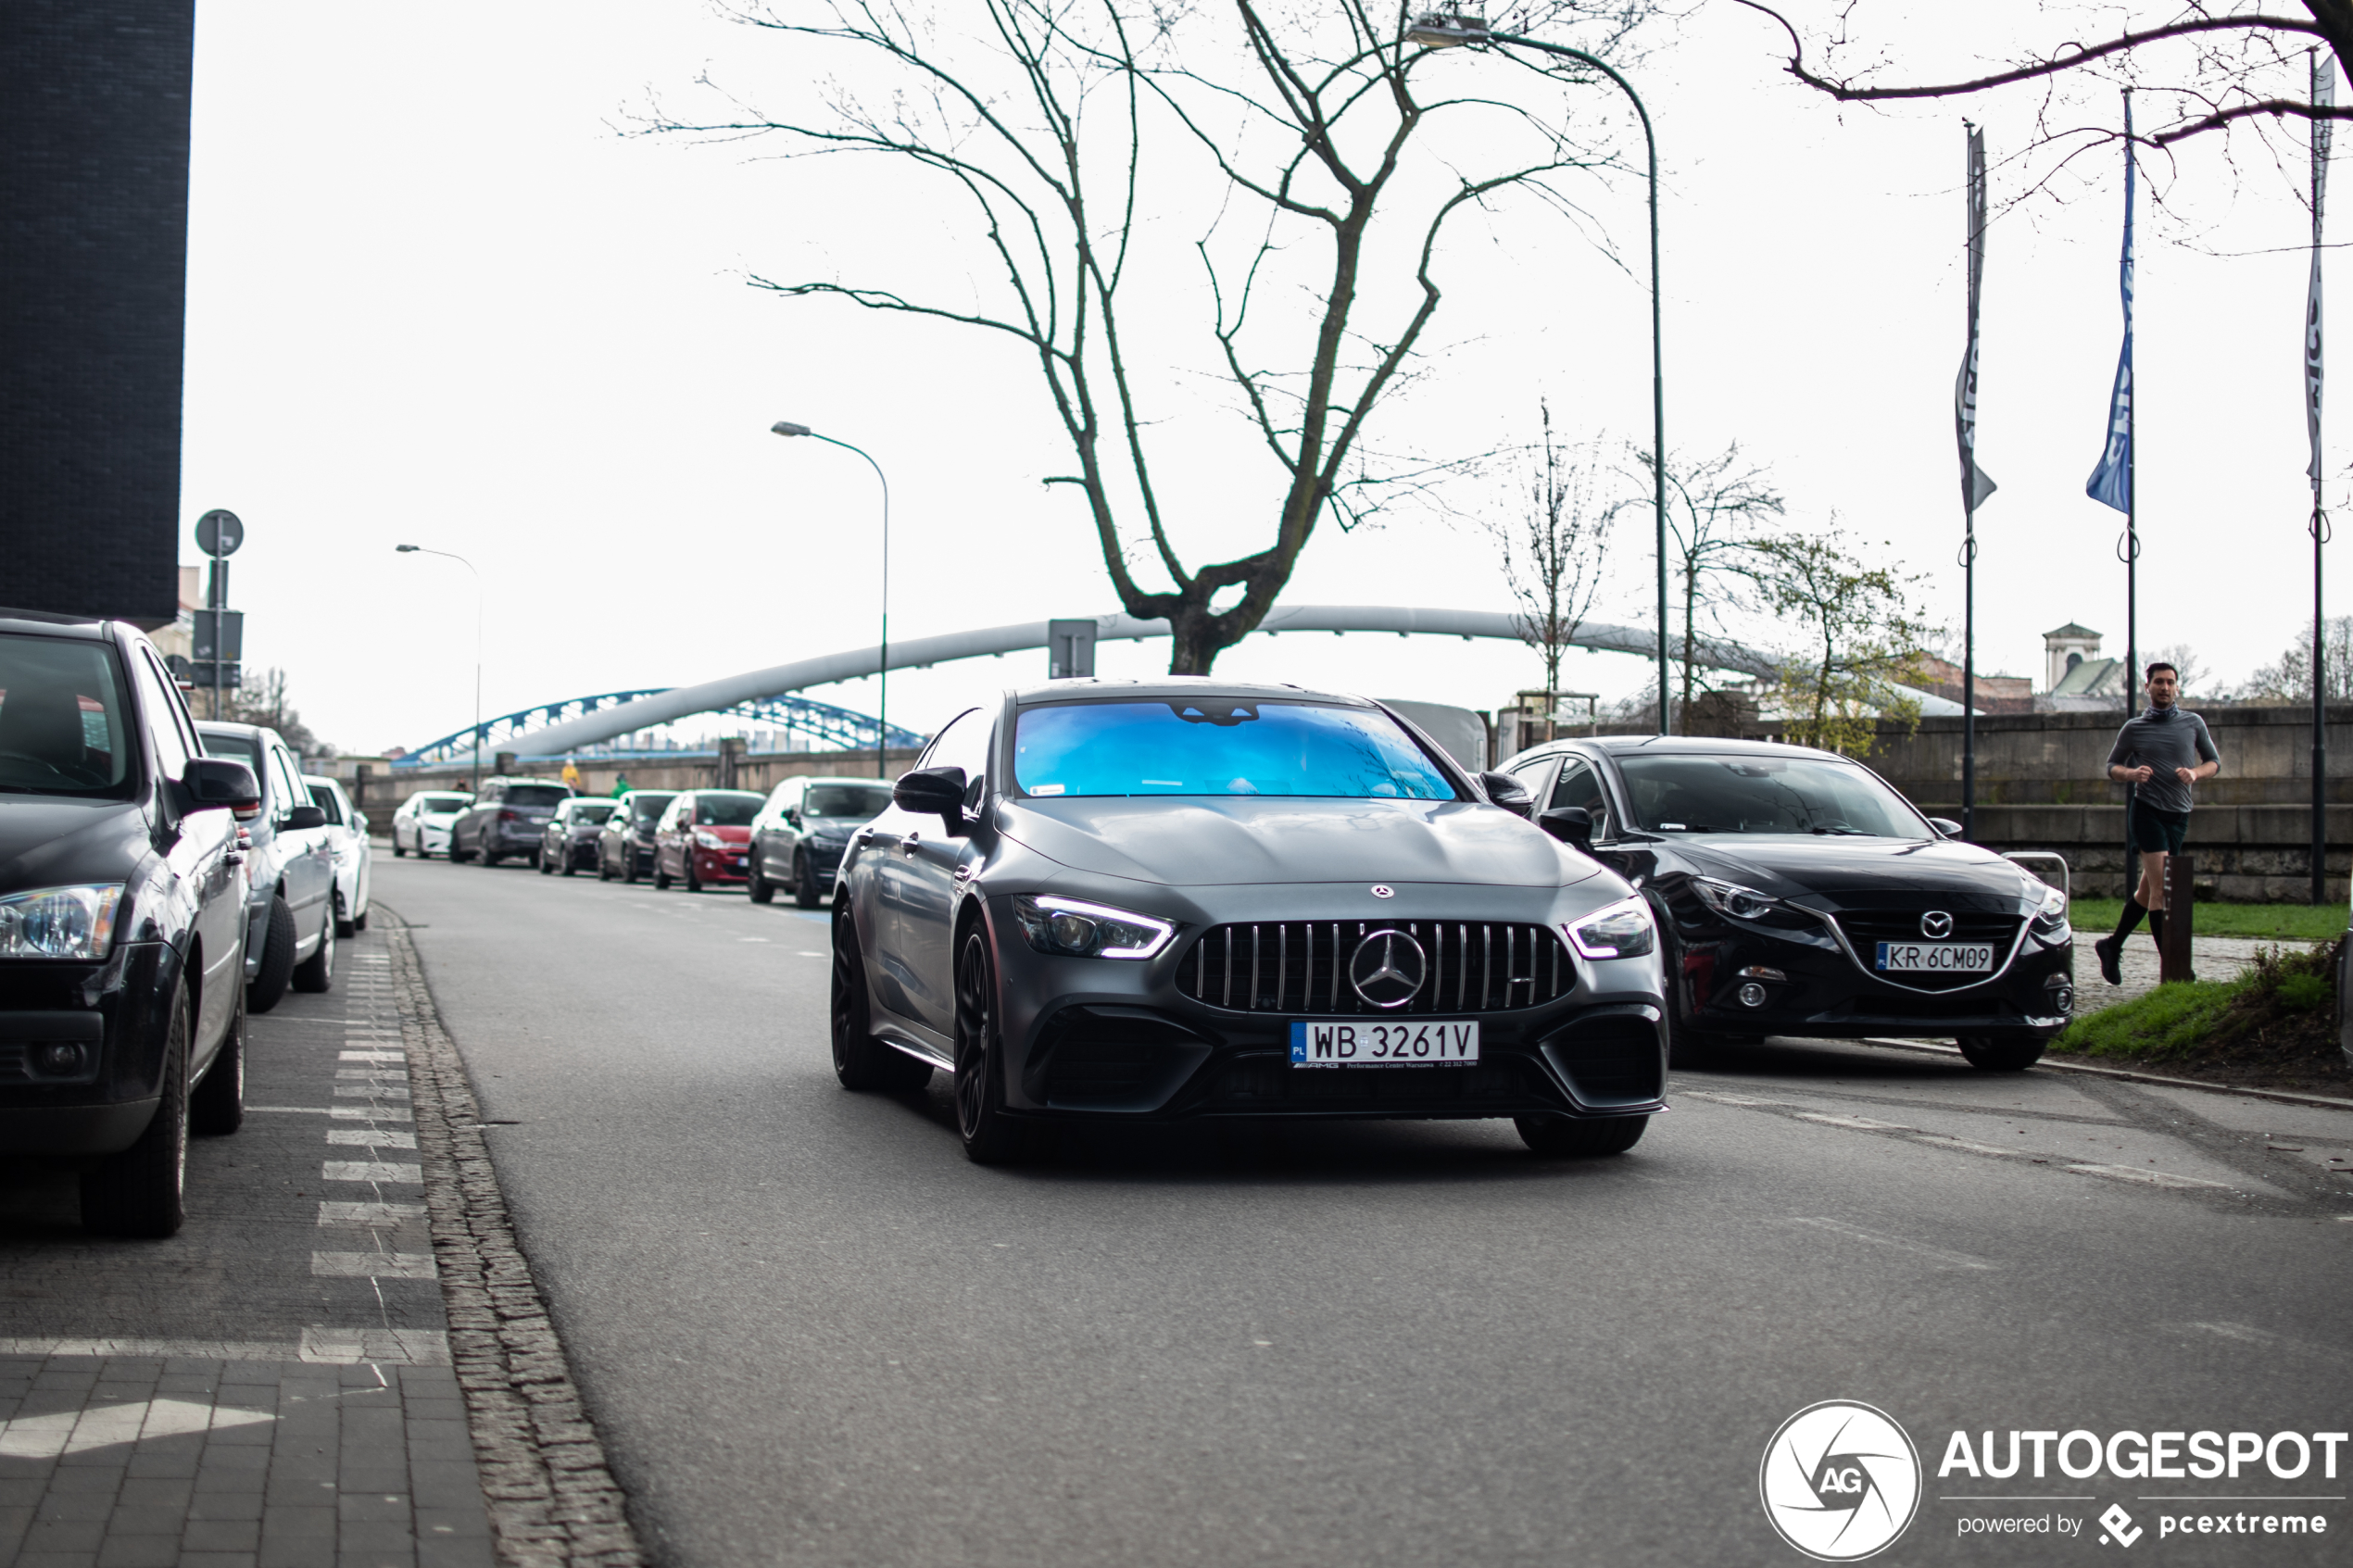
xmin=246 ymin=897 xmax=297 ymax=1014
xmin=353 ymin=909 xmax=369 ymax=933
xmin=624 ymin=851 xmax=640 ymax=884
xmin=748 ymin=857 xmax=774 ymax=905
xmin=953 ymin=931 xmax=1030 ymax=1164
xmin=539 ymin=848 xmax=555 ymax=875
xmin=598 ymin=849 xmax=613 ymax=882
xmin=81 ymin=983 xmax=190 ymax=1237
xmin=1957 ymin=1033 xmax=2046 ymax=1073
xmin=292 ymin=904 xmax=336 ymax=994
xmin=393 ymin=842 xmax=407 ymax=859
xmin=1514 ymin=1113 xmax=1648 ymax=1157
xmin=481 ymin=849 xmax=501 ymax=868
xmin=189 ymin=985 xmax=246 ymax=1136
xmin=830 ymin=909 xmax=932 ymax=1092
xmin=560 ymin=847 xmax=577 ymax=877
xmin=685 ymin=856 xmax=701 ymax=895
xmin=653 ymin=854 xmax=672 ymax=890
xmin=334 ymin=891 xmax=356 ymax=938
xmin=794 ymin=853 xmax=822 ymax=909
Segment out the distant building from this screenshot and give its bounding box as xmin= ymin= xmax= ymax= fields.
xmin=1907 ymin=656 xmax=2033 ymax=715
xmin=2040 ymin=622 xmax=2125 ymax=710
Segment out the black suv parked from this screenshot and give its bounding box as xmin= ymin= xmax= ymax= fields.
xmin=449 ymin=776 xmax=574 ymax=866
xmin=595 ymin=790 xmax=675 ymax=883
xmin=0 ymin=608 xmax=261 ymax=1236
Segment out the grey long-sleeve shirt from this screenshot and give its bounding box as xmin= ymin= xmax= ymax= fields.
xmin=2106 ymin=705 xmax=2221 ymax=815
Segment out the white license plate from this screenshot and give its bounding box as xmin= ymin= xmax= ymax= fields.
xmin=1875 ymin=942 xmax=1994 ymax=974
xmin=1289 ymin=1020 xmax=1479 ymax=1069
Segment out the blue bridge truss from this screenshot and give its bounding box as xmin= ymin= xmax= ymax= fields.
xmin=394 ymin=689 xmax=926 ymax=768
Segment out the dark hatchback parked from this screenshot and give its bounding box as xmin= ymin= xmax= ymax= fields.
xmin=0 ymin=609 xmax=261 ymax=1236
xmin=596 ymin=790 xmax=675 ymax=883
xmin=832 ymin=681 xmax=1669 ymax=1164
xmin=1497 ymin=735 xmax=2074 ymax=1070
xmin=748 ymin=776 xmax=894 ymax=908
xmin=450 ymin=777 xmax=574 ymax=866
xmin=538 ymin=797 xmax=616 ymax=875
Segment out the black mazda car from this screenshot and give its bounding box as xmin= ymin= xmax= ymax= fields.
xmin=1496 ymin=735 xmax=2074 ymax=1071
xmin=832 ymin=681 xmax=1670 ymax=1163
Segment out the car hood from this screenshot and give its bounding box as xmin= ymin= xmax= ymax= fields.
xmin=695 ymin=825 xmax=751 ymax=843
xmin=0 ymin=797 xmax=145 ymax=893
xmin=996 ymin=796 xmax=1600 ymax=888
xmin=420 ymin=811 xmax=461 ymax=825
xmin=1668 ymin=834 xmax=2032 ymax=910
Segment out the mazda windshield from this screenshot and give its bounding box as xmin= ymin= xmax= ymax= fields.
xmin=1013 ymin=699 xmax=1456 ymax=800
xmin=1615 ymin=754 xmax=1924 ymax=838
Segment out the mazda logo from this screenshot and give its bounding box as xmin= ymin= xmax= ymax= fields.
xmin=1349 ymin=929 xmax=1427 ymax=1010
xmin=1920 ymin=910 xmax=1954 ymax=939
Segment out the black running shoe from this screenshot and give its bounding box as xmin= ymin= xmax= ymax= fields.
xmin=2094 ymin=935 xmax=2122 ymax=985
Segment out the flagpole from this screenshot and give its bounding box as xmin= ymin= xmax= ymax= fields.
xmin=2310 ymin=48 xmax=2333 ymax=905
xmin=2123 ymin=90 xmax=2139 ymax=729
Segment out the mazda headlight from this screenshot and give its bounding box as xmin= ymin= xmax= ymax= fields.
xmin=693 ymin=830 xmax=728 ymax=849
xmin=1012 ymin=895 xmax=1176 ymax=960
xmin=0 ymin=884 xmax=123 ymax=960
xmin=2028 ymin=879 xmax=2070 ymax=936
xmin=1566 ymin=896 xmax=1656 ymax=960
xmin=1691 ymin=877 xmax=1781 ymax=922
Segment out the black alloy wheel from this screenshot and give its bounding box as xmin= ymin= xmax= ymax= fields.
xmin=189 ymin=984 xmax=246 ymax=1136
xmin=1514 ymin=1113 xmax=1648 ymax=1157
xmin=685 ymin=852 xmax=701 ymax=894
xmin=247 ymin=896 xmax=297 ymax=1014
xmin=292 ymin=903 xmax=335 ymax=994
xmin=1957 ymin=1033 xmax=2047 ymax=1073
xmin=829 ymin=909 xmax=932 ymax=1092
xmin=747 ymin=852 xmax=774 ymax=905
xmin=794 ymin=852 xmax=822 ymax=909
xmin=81 ymin=982 xmax=191 ymax=1236
xmin=953 ymin=931 xmax=1029 ymax=1164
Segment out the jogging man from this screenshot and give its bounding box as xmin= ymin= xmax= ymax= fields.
xmin=2093 ymin=661 xmax=2221 ymax=985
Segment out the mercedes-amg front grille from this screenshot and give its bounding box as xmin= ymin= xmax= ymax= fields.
xmin=1175 ymin=921 xmax=1573 ymax=1015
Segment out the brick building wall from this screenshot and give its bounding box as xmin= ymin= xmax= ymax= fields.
xmin=0 ymin=2 xmax=195 ymax=627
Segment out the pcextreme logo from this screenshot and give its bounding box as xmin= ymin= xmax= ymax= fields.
xmin=1759 ymin=1400 xmax=1924 ymax=1562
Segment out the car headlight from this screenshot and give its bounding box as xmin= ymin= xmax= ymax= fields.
xmin=1691 ymin=877 xmax=1782 ymax=922
xmin=1566 ymin=896 xmax=1656 ymax=960
xmin=693 ymin=830 xmax=728 ymax=849
xmin=2028 ymin=879 xmax=2070 ymax=936
xmin=1012 ymin=895 xmax=1176 ymax=960
xmin=0 ymin=884 xmax=124 ymax=960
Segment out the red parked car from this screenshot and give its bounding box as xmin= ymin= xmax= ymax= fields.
xmin=651 ymin=789 xmax=763 ymax=891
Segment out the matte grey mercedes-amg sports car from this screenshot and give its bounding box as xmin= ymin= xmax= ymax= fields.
xmin=830 ymin=681 xmax=1669 ymax=1163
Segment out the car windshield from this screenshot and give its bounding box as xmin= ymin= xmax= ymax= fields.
xmin=630 ymin=793 xmax=675 ymax=823
xmin=569 ymin=803 xmax=615 ymax=824
xmin=694 ymin=793 xmax=762 ymax=827
xmin=0 ymin=633 xmax=134 ymax=797
xmin=419 ymin=795 xmax=471 ymax=813
xmin=1614 ymin=754 xmax=1923 ymax=838
xmin=804 ymin=784 xmax=894 ymax=819
xmin=1013 ymin=699 xmax=1456 ymax=800
xmin=504 ymin=784 xmax=570 ymax=809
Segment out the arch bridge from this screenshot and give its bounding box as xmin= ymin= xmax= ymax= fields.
xmin=394 ymin=689 xmax=927 ymax=769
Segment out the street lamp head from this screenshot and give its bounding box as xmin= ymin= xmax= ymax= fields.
xmin=771 ymin=420 xmax=812 ymax=437
xmin=395 ymin=544 xmax=420 ymax=552
xmin=1404 ymin=10 xmax=1489 ymax=47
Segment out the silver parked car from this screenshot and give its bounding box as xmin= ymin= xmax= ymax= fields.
xmin=304 ymin=775 xmax=372 ymax=936
xmin=831 ymin=681 xmax=1669 ymax=1163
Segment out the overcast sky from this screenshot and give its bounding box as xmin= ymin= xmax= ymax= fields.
xmin=181 ymin=2 xmax=2334 ymax=756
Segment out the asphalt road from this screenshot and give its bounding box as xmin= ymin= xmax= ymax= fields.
xmin=375 ymin=853 xmax=2353 ymax=1566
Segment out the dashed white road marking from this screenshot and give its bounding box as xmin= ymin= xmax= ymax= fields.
xmin=1795 ymin=1111 xmax=1914 ymax=1132
xmin=317 ymin=1200 xmax=427 ymax=1226
xmin=321 ymin=1160 xmax=422 ymax=1184
xmin=310 ymin=1251 xmax=436 ymax=1279
xmin=1912 ymin=1133 xmax=2039 ymax=1159
xmin=1780 ymin=1216 xmax=1998 ymax=1270
xmin=325 ymin=1127 xmax=417 ymax=1149
xmin=2063 ymin=1162 xmax=2231 ymax=1190
xmin=0 ymin=1399 xmax=274 ymax=1458
xmin=340 ymin=1049 xmax=405 ymax=1063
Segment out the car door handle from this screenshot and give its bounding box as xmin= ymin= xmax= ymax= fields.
xmin=901 ymin=830 xmax=921 ymax=857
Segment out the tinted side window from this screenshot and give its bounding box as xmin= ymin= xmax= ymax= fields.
xmin=130 ymin=650 xmax=192 ymax=784
xmin=308 ymin=784 xmax=346 ymax=825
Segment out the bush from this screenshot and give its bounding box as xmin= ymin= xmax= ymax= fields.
xmin=2057 ymin=939 xmax=2341 ymax=1064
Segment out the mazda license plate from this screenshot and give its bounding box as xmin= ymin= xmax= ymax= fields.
xmin=1289 ymin=1020 xmax=1479 ymax=1068
xmin=1875 ymin=942 xmax=1994 ymax=974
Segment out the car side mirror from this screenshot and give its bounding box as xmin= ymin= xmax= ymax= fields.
xmin=181 ymin=758 xmax=260 ymax=819
xmin=1478 ymin=770 xmax=1535 ymax=820
xmin=1927 ymin=818 xmax=1964 ymax=839
xmin=1539 ymin=807 xmax=1594 ymax=848
xmin=286 ymin=805 xmax=329 ymax=831
xmin=895 ymin=766 xmax=970 ymax=836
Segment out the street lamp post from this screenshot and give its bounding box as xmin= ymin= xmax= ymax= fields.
xmin=773 ymin=421 xmax=894 ymax=778
xmin=395 ymin=545 xmax=484 ymax=795
xmin=1406 ymin=11 xmax=1670 ymax=735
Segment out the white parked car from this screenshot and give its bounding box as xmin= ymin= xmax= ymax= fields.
xmin=391 ymin=788 xmax=473 ymax=859
xmin=305 ymin=774 xmax=373 ymax=936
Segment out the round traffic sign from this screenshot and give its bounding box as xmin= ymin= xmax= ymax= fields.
xmin=195 ymin=509 xmax=244 ymax=557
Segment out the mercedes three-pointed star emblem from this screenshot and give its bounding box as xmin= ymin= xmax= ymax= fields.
xmin=1349 ymin=928 xmax=1428 ymax=1009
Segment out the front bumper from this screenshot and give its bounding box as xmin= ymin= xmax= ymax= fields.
xmin=970 ymin=893 xmax=1668 ymax=1122
xmin=0 ymin=942 xmax=176 ymax=1159
xmin=692 ymin=847 xmax=749 ymax=884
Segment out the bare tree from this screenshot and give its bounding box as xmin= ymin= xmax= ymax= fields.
xmin=219 ymin=668 xmax=329 ymax=756
xmin=652 ymin=1 xmax=1655 ymax=671
xmin=2237 ymin=615 xmax=2353 ymax=700
xmin=1629 ymin=442 xmax=1786 ymax=723
xmin=1487 ymin=401 xmax=1622 ymax=697
xmin=1750 ymin=523 xmax=1937 ymax=758
xmin=2149 ymin=640 xmax=2210 ymax=695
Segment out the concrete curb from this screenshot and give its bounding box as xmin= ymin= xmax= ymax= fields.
xmin=385 ymin=913 xmax=648 ymax=1568
xmin=1859 ymin=1035 xmax=2353 ymax=1111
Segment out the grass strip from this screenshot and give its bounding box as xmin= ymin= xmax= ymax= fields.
xmin=2066 ymin=898 xmax=2342 ymax=943
xmin=2058 ymin=942 xmax=2338 ymax=1064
